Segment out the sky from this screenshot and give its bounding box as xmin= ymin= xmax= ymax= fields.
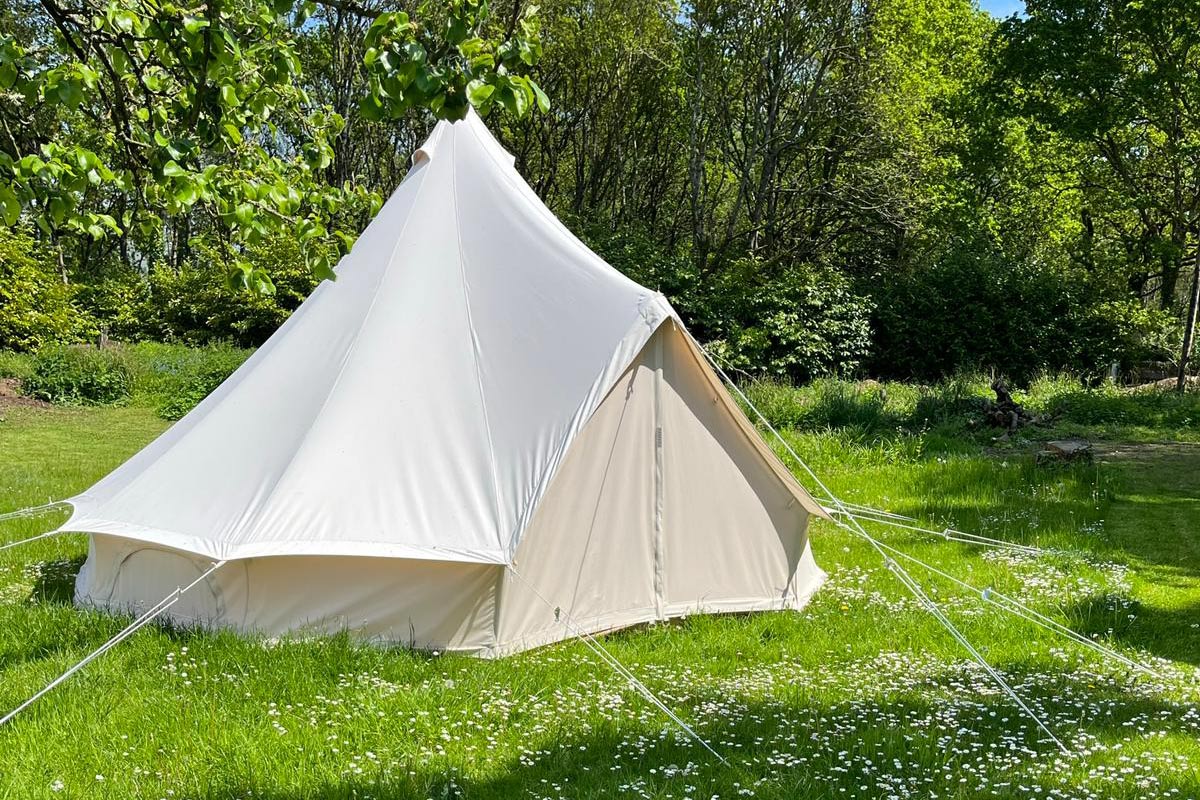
xmin=978 ymin=0 xmax=1026 ymax=17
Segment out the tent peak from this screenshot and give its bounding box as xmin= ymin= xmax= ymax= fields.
xmin=412 ymin=108 xmax=516 ymax=168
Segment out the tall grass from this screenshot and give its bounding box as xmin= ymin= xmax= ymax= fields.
xmin=742 ymin=372 xmax=1200 ymax=444
xmin=0 ymin=349 xmax=33 ymax=381
xmin=121 ymin=341 xmax=252 ymax=418
xmin=0 ymin=342 xmax=252 ymax=417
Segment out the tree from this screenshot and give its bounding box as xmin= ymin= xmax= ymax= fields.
xmin=0 ymin=0 xmax=547 ymax=289
xmin=993 ymin=0 xmax=1200 ymax=388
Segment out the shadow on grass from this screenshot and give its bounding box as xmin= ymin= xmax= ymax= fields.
xmin=186 ymin=670 xmax=1200 ymax=800
xmin=26 ymin=554 xmax=85 ymax=605
xmin=1065 ymin=594 xmax=1200 ymax=667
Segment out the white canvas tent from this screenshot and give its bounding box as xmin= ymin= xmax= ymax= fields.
xmin=64 ymin=111 xmax=827 ymax=657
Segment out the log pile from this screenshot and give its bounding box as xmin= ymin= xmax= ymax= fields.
xmin=983 ymin=379 xmax=1036 ymax=433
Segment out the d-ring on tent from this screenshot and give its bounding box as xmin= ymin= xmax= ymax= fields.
xmin=57 ymin=110 xmax=829 ymax=657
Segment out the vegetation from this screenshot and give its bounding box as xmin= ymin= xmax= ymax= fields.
xmin=0 ymin=341 xmax=251 ymax=414
xmin=20 ymin=345 xmax=134 ymax=405
xmin=0 ymin=374 xmax=1197 ymax=798
xmin=0 ymin=0 xmax=1197 ymax=384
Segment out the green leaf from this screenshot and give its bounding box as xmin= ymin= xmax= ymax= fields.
xmin=111 ymin=9 xmax=136 ymax=32
xmin=358 ymin=95 xmax=386 ymax=122
xmin=220 ymin=84 xmax=239 ymax=107
xmin=466 ymin=79 xmax=494 ymax=107
xmin=529 ymin=79 xmax=550 ymax=113
xmin=162 ymin=160 xmax=187 ymax=178
xmin=183 ymin=15 xmax=209 ymax=33
xmin=174 ymin=180 xmax=198 ymax=205
xmin=445 ymin=14 xmax=469 ymax=45
xmin=57 ymin=79 xmax=83 ymax=109
xmin=308 ymin=251 xmax=337 ymax=281
xmin=0 ymin=62 xmax=16 ymax=89
xmin=0 ymin=185 xmax=20 ymax=226
xmin=467 ymin=52 xmax=495 ymax=72
xmin=500 ymin=79 xmax=530 ymax=118
xmin=402 ymin=42 xmax=426 ymax=64
xmin=459 ymin=37 xmax=486 ymax=58
xmin=250 ymin=267 xmax=277 ymax=295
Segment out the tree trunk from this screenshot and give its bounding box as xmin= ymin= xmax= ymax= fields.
xmin=1178 ymin=236 xmax=1200 ymax=392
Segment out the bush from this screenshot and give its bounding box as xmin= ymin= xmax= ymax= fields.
xmin=580 ymin=226 xmax=873 ymax=383
xmin=0 ymin=227 xmax=95 ymax=351
xmin=869 ymin=249 xmax=1177 ymax=382
xmin=78 ymin=234 xmax=319 ymax=348
xmin=144 ymin=344 xmax=252 ymax=420
xmin=23 ymin=345 xmax=132 ymax=405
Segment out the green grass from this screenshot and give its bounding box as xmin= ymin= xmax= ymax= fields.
xmin=0 ymin=379 xmax=1198 ymax=799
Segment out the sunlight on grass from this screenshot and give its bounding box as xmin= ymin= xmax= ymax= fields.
xmin=0 ymin=380 xmax=1197 ymax=799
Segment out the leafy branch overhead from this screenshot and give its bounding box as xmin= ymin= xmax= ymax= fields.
xmin=0 ymin=0 xmax=548 ymax=289
xmin=360 ymin=0 xmax=549 ymax=122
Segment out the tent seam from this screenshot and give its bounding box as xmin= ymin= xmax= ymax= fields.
xmin=224 ymin=163 xmax=436 ymax=550
xmin=505 ymin=310 xmax=669 ymax=560
xmin=450 ymin=131 xmax=506 ymax=553
xmin=462 ymin=120 xmax=646 ymax=295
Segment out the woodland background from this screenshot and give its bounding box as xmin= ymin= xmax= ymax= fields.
xmin=1 ymin=0 xmax=1198 ymax=386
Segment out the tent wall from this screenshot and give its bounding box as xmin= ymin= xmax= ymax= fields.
xmin=658 ymin=323 xmax=821 ymax=614
xmin=488 ymin=322 xmax=824 ymax=656
xmin=490 ymin=339 xmax=660 ymax=654
xmin=74 ymin=322 xmax=823 ymax=657
xmin=75 ymin=535 xmax=498 ymax=651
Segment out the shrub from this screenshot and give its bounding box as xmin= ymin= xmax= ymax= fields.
xmin=869 ymin=250 xmax=1177 ymax=382
xmin=153 ymin=350 xmax=251 ymax=420
xmin=698 ymin=259 xmax=874 ymax=382
xmin=23 ymin=345 xmax=132 ymax=405
xmin=580 ymin=226 xmax=873 ymax=383
xmin=0 ymin=227 xmax=95 ymax=351
xmin=77 ymin=233 xmax=319 ymax=348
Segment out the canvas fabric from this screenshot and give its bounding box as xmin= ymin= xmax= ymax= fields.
xmin=70 ymin=112 xmax=825 ymax=655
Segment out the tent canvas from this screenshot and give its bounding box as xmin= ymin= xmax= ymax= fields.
xmin=65 ymin=111 xmax=826 ymax=656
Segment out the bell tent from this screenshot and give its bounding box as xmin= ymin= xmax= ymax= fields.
xmin=63 ymin=112 xmax=827 ymax=657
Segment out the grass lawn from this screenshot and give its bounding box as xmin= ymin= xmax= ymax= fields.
xmin=0 ymin=379 xmax=1198 ymax=799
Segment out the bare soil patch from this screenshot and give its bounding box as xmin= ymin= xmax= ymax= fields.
xmin=0 ymin=378 xmax=48 ymax=409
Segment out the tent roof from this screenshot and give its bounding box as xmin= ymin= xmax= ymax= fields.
xmin=65 ymin=112 xmax=671 ymax=563
xmin=62 ymin=111 xmax=822 ymax=563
